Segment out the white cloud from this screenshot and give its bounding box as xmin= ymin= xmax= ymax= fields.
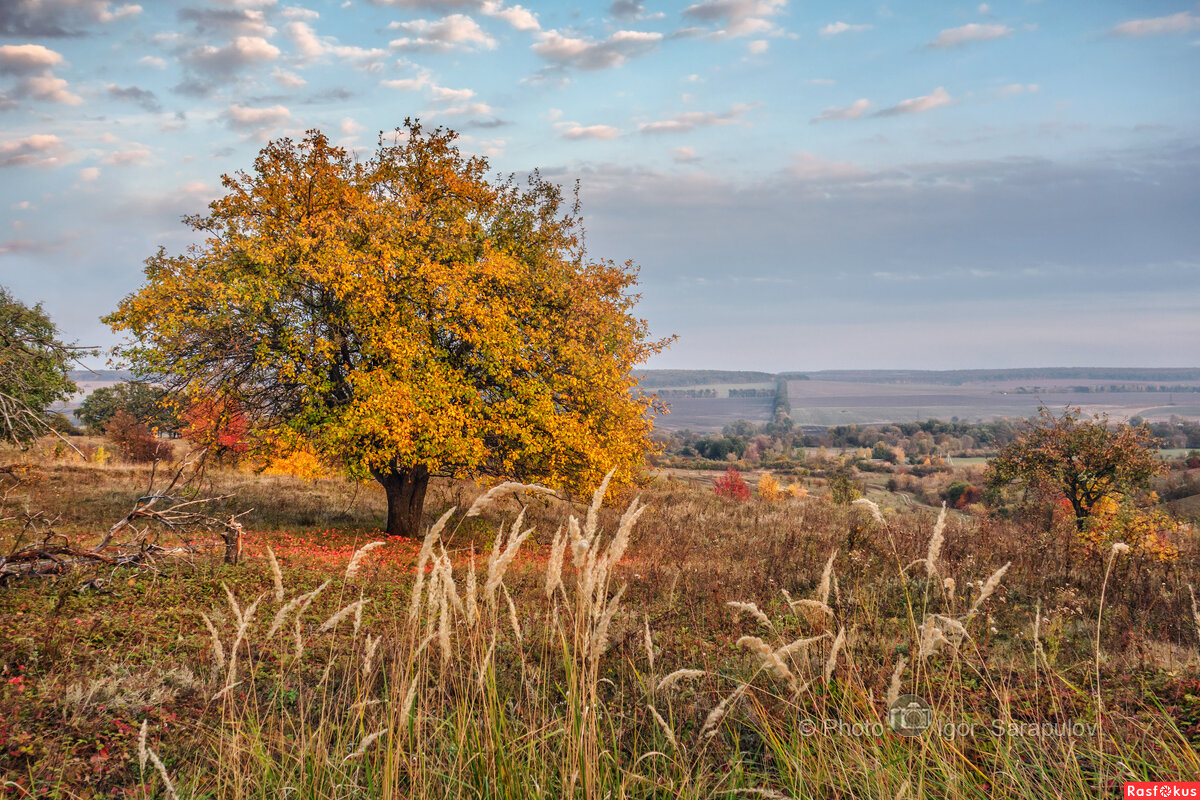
xmin=1110 ymin=12 xmax=1200 ymax=37
xmin=994 ymin=83 xmax=1038 ymax=98
xmin=556 ymin=122 xmax=621 ymax=140
xmin=672 ymin=145 xmax=698 ymax=163
xmin=532 ymin=29 xmax=662 ymax=70
xmin=341 ymin=117 xmax=363 ymax=136
xmin=806 ymin=77 xmax=836 ymax=85
xmin=79 ymin=166 xmax=100 ymax=181
xmin=0 ymin=134 xmax=69 ymax=168
xmin=285 ymin=20 xmax=324 ymax=58
xmin=638 ymin=103 xmax=755 ymax=134
xmin=481 ymin=1 xmax=540 ymax=31
xmin=875 ymin=86 xmax=953 ymax=116
xmin=681 ymin=0 xmax=787 ymax=38
xmin=138 ymin=55 xmax=166 ymax=69
xmin=820 ymin=21 xmax=872 ymax=36
xmin=811 ymin=97 xmax=871 ymax=122
xmin=0 ymin=44 xmax=64 ymax=74
xmin=285 ymin=21 xmax=388 ymax=71
xmin=927 ymin=23 xmax=1012 ymax=48
xmin=271 ymin=67 xmax=307 ymax=87
xmin=477 ymin=137 xmax=505 ymax=157
xmin=389 ymin=14 xmax=497 ymax=52
xmin=747 ymin=39 xmax=768 ymax=53
xmin=222 ymin=103 xmax=292 ymax=137
xmin=20 ymin=75 xmax=82 ymax=105
xmin=104 ymin=147 xmax=152 ymax=166
xmin=381 ymin=71 xmax=431 ymax=91
xmin=183 ymin=35 xmax=280 ymax=70
xmin=281 ymin=5 xmax=319 ymax=19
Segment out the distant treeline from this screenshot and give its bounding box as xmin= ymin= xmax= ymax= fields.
xmin=658 ymin=388 xmax=720 ymax=398
xmin=728 ymin=388 xmax=773 ymax=397
xmin=782 ymin=368 xmax=1200 ymax=385
xmin=637 ymin=370 xmax=778 ymax=387
xmin=1012 ymin=384 xmax=1200 ymax=394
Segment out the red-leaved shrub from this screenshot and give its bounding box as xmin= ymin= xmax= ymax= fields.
xmin=713 ymin=467 xmax=750 ymax=502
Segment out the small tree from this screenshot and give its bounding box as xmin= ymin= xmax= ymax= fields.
xmin=77 ymin=381 xmax=175 ymax=434
xmin=985 ymin=406 xmax=1163 ymax=530
xmin=0 ymin=286 xmax=81 ymax=444
xmin=105 ymin=410 xmax=173 ymax=463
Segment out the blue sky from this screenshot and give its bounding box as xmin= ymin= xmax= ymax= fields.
xmin=1 ymin=0 xmax=1198 ymax=371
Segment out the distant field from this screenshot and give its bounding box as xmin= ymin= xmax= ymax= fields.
xmin=654 ymin=396 xmax=775 ymax=430
xmin=649 ymin=375 xmax=1200 ymax=432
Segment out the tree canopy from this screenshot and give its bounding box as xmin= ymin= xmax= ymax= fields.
xmin=0 ymin=286 xmax=78 ymax=445
xmin=106 ymin=122 xmax=671 ymax=536
xmin=985 ymin=406 xmax=1163 ymax=530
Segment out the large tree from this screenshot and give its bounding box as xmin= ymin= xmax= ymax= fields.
xmin=985 ymin=406 xmax=1163 ymax=530
xmin=106 ymin=122 xmax=671 ymax=536
xmin=0 ymin=286 xmax=79 ymax=445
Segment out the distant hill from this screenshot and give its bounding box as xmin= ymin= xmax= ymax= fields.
xmin=68 ymin=369 xmax=135 ymax=383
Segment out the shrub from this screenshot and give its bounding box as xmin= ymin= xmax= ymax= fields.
xmin=263 ymin=448 xmax=328 ymax=482
xmin=785 ymin=482 xmax=806 ymax=499
xmin=828 ymin=469 xmax=863 ymax=504
xmin=105 ymin=410 xmax=173 ymax=463
xmin=756 ymin=472 xmax=782 ymax=501
xmin=713 ymin=467 xmax=750 ymax=502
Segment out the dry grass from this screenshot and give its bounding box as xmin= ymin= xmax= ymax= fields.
xmin=1 ymin=447 xmax=1199 ymax=798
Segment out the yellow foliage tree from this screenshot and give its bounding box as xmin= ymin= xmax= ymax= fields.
xmin=106 ymin=122 xmax=672 ymax=536
xmin=757 ymin=472 xmax=782 ymax=502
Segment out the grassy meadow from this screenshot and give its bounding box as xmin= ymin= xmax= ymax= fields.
xmin=1 ymin=441 xmax=1199 ymax=798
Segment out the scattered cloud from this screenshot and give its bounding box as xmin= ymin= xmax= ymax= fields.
xmin=0 ymin=0 xmax=140 ymax=37
xmin=271 ymin=67 xmax=306 ymax=88
xmin=281 ymin=5 xmax=319 ymax=20
xmin=556 ymin=121 xmax=621 ymax=140
xmin=381 ymin=70 xmax=431 ymax=91
xmin=482 ymin=1 xmax=539 ymax=31
xmin=389 ymin=14 xmax=497 ymax=52
xmin=820 ymin=21 xmax=872 ymax=36
xmin=1110 ymin=12 xmax=1200 ymax=37
xmin=806 ymin=77 xmax=836 ymax=85
xmin=993 ymin=83 xmax=1038 ymax=98
xmin=221 ymin=102 xmax=291 ymax=136
xmin=532 ymin=28 xmax=662 ymax=70
xmin=672 ymin=145 xmax=699 ymax=163
xmin=811 ymin=97 xmax=870 ymax=122
xmin=177 ymin=35 xmax=279 ymax=94
xmin=747 ymin=39 xmax=768 ymax=54
xmin=638 ymin=103 xmax=756 ymax=134
xmin=0 ymin=44 xmax=64 ymax=74
xmin=874 ymin=86 xmax=953 ymax=117
xmin=285 ymin=21 xmax=387 ymax=71
xmin=0 ymin=43 xmax=81 ymax=106
xmin=78 ymin=166 xmax=100 ymax=181
xmin=104 ymin=146 xmax=152 ymax=165
xmin=107 ymin=83 xmax=161 ymax=111
xmin=0 ymin=134 xmax=69 ymax=168
xmin=177 ymin=7 xmax=274 ymax=38
xmin=927 ymin=23 xmax=1012 ymax=48
xmin=138 ymin=55 xmax=166 ymax=68
xmin=681 ymin=0 xmax=788 ymax=38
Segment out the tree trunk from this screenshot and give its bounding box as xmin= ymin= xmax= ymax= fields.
xmin=371 ymin=463 xmax=430 ymax=538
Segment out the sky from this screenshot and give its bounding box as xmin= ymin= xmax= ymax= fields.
xmin=0 ymin=0 xmax=1198 ymax=372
